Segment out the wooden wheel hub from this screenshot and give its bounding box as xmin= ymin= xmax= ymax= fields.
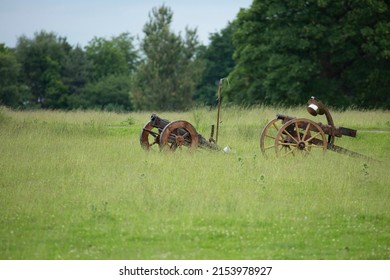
xmin=298 ymin=141 xmax=306 ymax=150
xmin=160 ymin=120 xmax=199 ymax=151
xmin=274 ymin=118 xmax=327 ymax=157
xmin=175 ymin=135 xmax=185 ymax=146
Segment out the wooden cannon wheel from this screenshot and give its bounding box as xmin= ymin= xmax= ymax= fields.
xmin=274 ymin=118 xmax=327 ymax=157
xmin=140 ymin=121 xmax=161 ymax=150
xmin=259 ymin=118 xmax=284 ymax=158
xmin=159 ymin=120 xmax=199 ymax=151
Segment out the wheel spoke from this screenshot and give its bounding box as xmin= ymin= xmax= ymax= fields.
xmin=302 ymin=123 xmax=311 ymax=140
xmin=168 ymin=133 xmax=176 ymax=142
xmin=295 ymin=122 xmax=301 ymax=141
xmin=306 ymin=131 xmax=322 ymax=142
xmin=264 ymin=144 xmax=275 ymax=150
xmin=281 ymin=147 xmax=297 ymax=157
xmin=277 ymin=132 xmax=286 ymax=142
xmin=140 ymin=122 xmax=161 ymax=151
xmin=261 ymin=119 xmax=282 ymax=157
xmin=143 ymin=128 xmax=159 ymax=137
xmin=278 ymin=142 xmax=297 ymax=147
xmin=275 ymin=134 xmax=286 ymax=143
xmin=265 ymin=134 xmax=276 ymax=140
xmin=284 ymin=129 xmax=298 ymax=143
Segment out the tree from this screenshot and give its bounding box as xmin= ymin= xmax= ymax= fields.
xmin=85 ymin=32 xmax=138 ymax=81
xmin=131 ymin=5 xmax=203 ymax=111
xmin=15 ymin=31 xmax=71 ymax=108
xmin=81 ymin=33 xmax=138 ymax=110
xmin=227 ymin=0 xmax=390 ymax=108
xmin=69 ymin=74 xmax=132 ymax=111
xmin=62 ymin=46 xmax=91 ymax=98
xmin=194 ymin=22 xmax=237 ymax=106
xmin=0 ymin=44 xmax=28 ymax=107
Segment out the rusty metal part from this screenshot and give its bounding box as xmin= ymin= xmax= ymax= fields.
xmin=337 ymin=127 xmax=357 ymax=137
xmin=199 ymin=135 xmax=221 ymax=150
xmin=307 ymin=97 xmax=336 ymax=145
xmin=276 ymin=114 xmax=296 ymax=123
xmin=209 ymin=124 xmax=216 ymax=143
xmin=274 ymin=118 xmax=327 ymax=157
xmin=327 ymin=143 xmax=375 ymax=161
xmin=150 ymin=113 xmax=170 ymax=128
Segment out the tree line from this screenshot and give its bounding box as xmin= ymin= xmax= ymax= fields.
xmin=226 ymin=0 xmax=390 ymax=109
xmin=1 ymin=1 xmax=389 ymax=111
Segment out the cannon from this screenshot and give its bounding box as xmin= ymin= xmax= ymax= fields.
xmin=140 ymin=79 xmax=227 ymax=152
xmin=140 ymin=114 xmax=219 ymax=151
xmin=260 ymin=96 xmax=372 ymax=160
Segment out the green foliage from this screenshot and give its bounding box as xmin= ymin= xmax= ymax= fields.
xmin=62 ymin=46 xmax=91 ymax=97
xmin=0 ymin=44 xmax=29 ymax=107
xmin=85 ymin=33 xmax=139 ymax=81
xmin=194 ymin=22 xmax=237 ymax=106
xmin=227 ymin=0 xmax=390 ymax=109
xmin=8 ymin=31 xmax=138 ymax=111
xmin=2 ymin=3 xmax=390 ymax=111
xmin=131 ymin=5 xmax=203 ymax=111
xmin=15 ymin=31 xmax=71 ymax=109
xmin=69 ymin=74 xmax=133 ymax=111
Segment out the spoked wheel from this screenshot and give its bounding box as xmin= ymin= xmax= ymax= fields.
xmin=260 ymin=118 xmax=284 ymax=158
xmin=159 ymin=120 xmax=199 ymax=151
xmin=274 ymin=118 xmax=327 ymax=157
xmin=140 ymin=121 xmax=161 ymax=150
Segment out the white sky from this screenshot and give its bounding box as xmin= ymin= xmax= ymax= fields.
xmin=0 ymin=0 xmax=253 ymax=48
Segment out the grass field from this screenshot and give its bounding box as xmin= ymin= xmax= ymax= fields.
xmin=0 ymin=106 xmax=389 ymax=260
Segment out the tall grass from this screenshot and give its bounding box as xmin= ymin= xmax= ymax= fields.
xmin=0 ymin=106 xmax=389 ymax=259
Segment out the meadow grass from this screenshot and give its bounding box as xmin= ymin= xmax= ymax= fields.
xmin=0 ymin=106 xmax=389 ymax=260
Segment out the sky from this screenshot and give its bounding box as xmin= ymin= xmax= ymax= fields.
xmin=0 ymin=0 xmax=253 ymax=48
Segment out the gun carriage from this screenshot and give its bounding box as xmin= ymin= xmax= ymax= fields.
xmin=140 ymin=114 xmax=219 ymax=151
xmin=260 ymin=96 xmax=370 ymax=159
xmin=140 ymin=79 xmax=226 ymax=152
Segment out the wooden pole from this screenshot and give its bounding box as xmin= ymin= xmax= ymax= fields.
xmin=216 ymin=78 xmax=223 ymax=144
